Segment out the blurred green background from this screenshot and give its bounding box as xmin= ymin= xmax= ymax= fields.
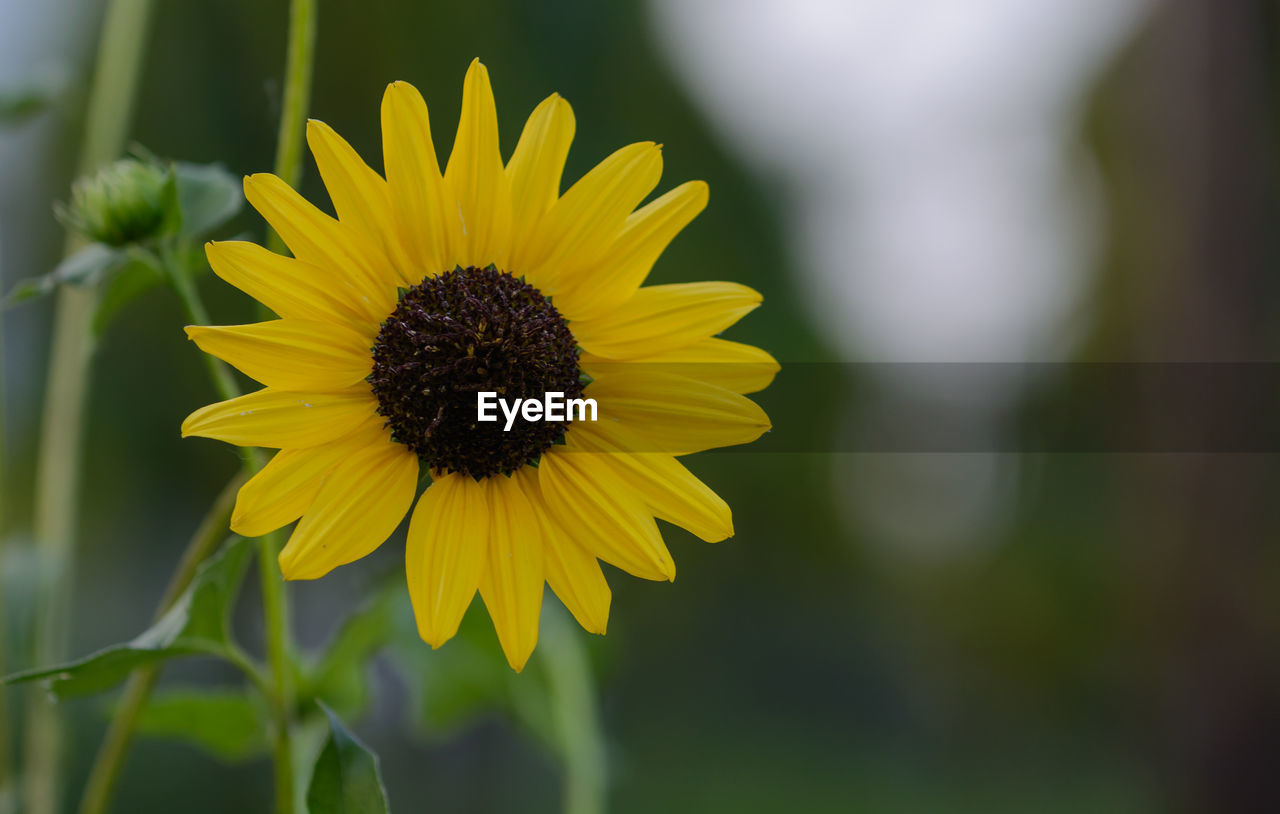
xmin=3 ymin=0 xmax=1280 ymax=812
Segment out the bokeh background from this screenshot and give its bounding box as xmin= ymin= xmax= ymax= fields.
xmin=3 ymin=0 xmax=1280 ymax=812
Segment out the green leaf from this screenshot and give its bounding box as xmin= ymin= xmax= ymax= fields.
xmin=0 ymin=70 xmax=66 ymax=125
xmin=175 ymin=161 xmax=242 ymax=239
xmin=3 ymin=243 xmax=125 ymax=306
xmin=306 ymin=703 xmax=390 ymax=814
xmin=306 ymin=588 xmax=397 ymax=718
xmin=91 ymin=253 xmax=166 ymax=336
xmin=124 ymin=687 xmax=269 ymax=762
xmin=3 ymin=536 xmax=252 ymax=696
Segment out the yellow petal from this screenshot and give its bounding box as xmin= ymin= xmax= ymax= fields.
xmin=538 ymin=449 xmax=675 ymax=581
xmin=568 ymin=423 xmax=732 ymax=542
xmin=231 ymin=421 xmax=384 ymax=537
xmin=181 ymin=387 xmax=377 ymax=448
xmin=520 ymin=468 xmax=610 ymax=634
xmin=306 ymin=119 xmax=419 ymax=285
xmin=582 ymin=366 xmax=771 ymax=455
xmin=382 ymin=81 xmax=449 ymax=277
xmin=583 ymin=337 xmax=779 ymax=395
xmin=477 ymin=472 xmax=544 ymax=671
xmin=243 ymin=173 xmax=400 ymax=309
xmin=405 ymin=472 xmax=489 ymax=647
xmin=517 ymin=142 xmax=662 ymax=300
xmin=278 ymin=434 xmax=418 ymax=580
xmin=573 ymin=282 xmax=761 ymax=360
xmin=185 ymin=319 xmax=373 ymax=391
xmin=560 ymin=180 xmax=709 ymax=320
xmin=443 ymin=59 xmax=511 ymax=269
xmin=205 ymin=241 xmax=375 ymax=333
xmin=505 ymin=93 xmax=574 ymax=260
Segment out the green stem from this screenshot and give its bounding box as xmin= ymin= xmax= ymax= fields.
xmin=265 ymin=0 xmax=316 ymax=257
xmin=258 ymin=532 xmax=294 ymax=814
xmin=25 ymin=2 xmax=155 ymax=814
xmin=0 ymin=271 xmax=10 ymax=814
xmin=76 ymin=473 xmax=245 ymax=814
xmin=165 ymin=246 xmax=240 ymax=403
xmin=542 ymin=605 xmax=608 ymax=814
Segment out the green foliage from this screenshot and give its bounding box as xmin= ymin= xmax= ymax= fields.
xmin=306 ymin=704 xmax=390 ymax=814
xmin=303 ymin=589 xmax=398 ymax=719
xmin=173 ymin=161 xmax=243 ymax=240
xmin=2 ymin=158 xmax=242 ymax=331
xmin=0 ymin=70 xmax=66 ymax=125
xmin=91 ymin=253 xmax=167 ymax=336
xmin=2 ymin=536 xmax=251 ymax=696
xmin=125 ymin=687 xmax=269 ymax=762
xmin=387 ymin=593 xmax=559 ymax=751
xmin=3 ymin=243 xmax=132 ymax=305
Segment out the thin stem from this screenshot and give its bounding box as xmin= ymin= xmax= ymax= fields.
xmin=165 ymin=246 xmax=239 ymax=403
xmin=0 ymin=208 xmax=12 ymax=814
xmin=257 ymin=533 xmax=294 ymax=814
xmin=265 ymin=0 xmax=316 ymax=257
xmin=224 ymin=644 xmax=273 ymax=701
xmin=76 ymin=474 xmax=245 ymax=814
xmin=26 ymin=2 xmax=155 ymax=814
xmin=541 ymin=604 xmax=608 ymax=814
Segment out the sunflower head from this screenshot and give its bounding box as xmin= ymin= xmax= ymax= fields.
xmin=368 ymin=264 xmax=583 ymax=479
xmin=182 ymin=59 xmax=777 ymax=671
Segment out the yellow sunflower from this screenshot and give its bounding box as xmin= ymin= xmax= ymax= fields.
xmin=181 ymin=59 xmax=776 ymax=671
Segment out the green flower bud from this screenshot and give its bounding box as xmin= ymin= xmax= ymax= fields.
xmin=62 ymin=158 xmax=172 ymax=247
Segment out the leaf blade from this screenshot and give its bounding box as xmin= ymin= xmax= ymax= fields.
xmin=306 ymin=703 xmax=390 ymax=814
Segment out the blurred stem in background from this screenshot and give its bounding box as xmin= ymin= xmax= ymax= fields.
xmin=265 ymin=0 xmax=315 ymax=258
xmin=0 ymin=252 xmax=11 ymax=814
xmin=25 ymin=2 xmax=155 ymax=814
xmin=76 ymin=474 xmax=245 ymax=814
xmin=542 ymin=605 xmax=607 ymax=814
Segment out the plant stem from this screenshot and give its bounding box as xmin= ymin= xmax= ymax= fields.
xmin=165 ymin=247 xmax=239 ymax=403
xmin=76 ymin=473 xmax=245 ymax=814
xmin=25 ymin=2 xmax=155 ymax=814
xmin=265 ymin=0 xmax=316 ymax=257
xmin=0 ymin=245 xmax=11 ymax=814
xmin=542 ymin=605 xmax=607 ymax=814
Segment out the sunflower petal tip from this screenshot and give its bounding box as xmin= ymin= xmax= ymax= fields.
xmin=507 ymin=653 xmax=532 ymax=673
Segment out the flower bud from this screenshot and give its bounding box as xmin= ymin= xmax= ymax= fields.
xmin=62 ymin=159 xmax=171 ymax=246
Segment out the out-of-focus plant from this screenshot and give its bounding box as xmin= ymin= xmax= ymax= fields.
xmin=0 ymin=2 xmax=619 ymax=814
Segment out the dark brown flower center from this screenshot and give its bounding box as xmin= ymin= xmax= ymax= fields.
xmin=368 ymin=265 xmax=583 ymax=479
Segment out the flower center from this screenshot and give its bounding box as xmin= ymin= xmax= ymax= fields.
xmin=368 ymin=265 xmax=583 ymax=479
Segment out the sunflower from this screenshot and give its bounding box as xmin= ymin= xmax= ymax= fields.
xmin=182 ymin=59 xmax=776 ymax=670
